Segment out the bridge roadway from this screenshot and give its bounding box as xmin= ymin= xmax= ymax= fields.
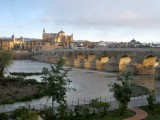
xmin=32 ymin=48 xmax=160 ymax=77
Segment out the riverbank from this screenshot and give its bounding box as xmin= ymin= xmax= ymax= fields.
xmin=0 ymin=77 xmax=45 ymax=105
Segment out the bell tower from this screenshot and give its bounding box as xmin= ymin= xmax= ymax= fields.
xmin=42 ymin=28 xmax=46 ymax=40
xmin=12 ymin=34 xmax=15 ymax=43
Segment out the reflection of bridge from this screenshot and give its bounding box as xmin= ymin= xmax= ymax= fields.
xmin=32 ymin=48 xmax=160 ymax=76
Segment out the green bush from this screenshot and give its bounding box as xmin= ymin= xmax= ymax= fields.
xmin=74 ymin=105 xmax=89 ymax=119
xmin=41 ymin=107 xmax=56 ymax=120
xmin=89 ymin=98 xmax=110 ymax=117
xmin=13 ymin=106 xmax=38 ymax=120
xmin=0 ymin=99 xmax=15 ymax=105
xmin=57 ymin=104 xmax=74 ymax=120
xmin=147 ymin=91 xmax=156 ymax=111
xmin=0 ymin=113 xmax=9 ymax=120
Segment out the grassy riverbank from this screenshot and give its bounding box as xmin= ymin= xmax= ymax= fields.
xmin=140 ymin=103 xmax=160 ymax=120
xmin=81 ymin=110 xmax=135 ymax=120
xmin=0 ymin=76 xmax=45 ymax=105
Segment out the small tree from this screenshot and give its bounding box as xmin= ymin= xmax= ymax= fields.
xmin=41 ymin=58 xmax=74 ymax=114
xmin=89 ymin=98 xmax=110 ymax=117
xmin=57 ymin=104 xmax=74 ymax=120
xmin=0 ymin=50 xmax=13 ymax=78
xmin=109 ymin=72 xmax=134 ymax=115
xmin=147 ymin=91 xmax=156 ymax=111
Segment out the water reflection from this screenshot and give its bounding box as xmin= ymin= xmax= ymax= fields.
xmin=133 ymin=75 xmax=160 ymax=91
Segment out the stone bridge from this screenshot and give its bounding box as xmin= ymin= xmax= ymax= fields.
xmin=32 ymin=48 xmax=160 ymax=76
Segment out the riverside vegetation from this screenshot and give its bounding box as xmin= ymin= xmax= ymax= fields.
xmin=0 ymin=98 xmax=135 ymax=120
xmin=0 ymin=76 xmax=46 ymax=105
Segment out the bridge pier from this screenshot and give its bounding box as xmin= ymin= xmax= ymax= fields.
xmin=105 ymin=57 xmax=119 ymax=72
xmin=90 ymin=60 xmax=97 ymax=70
xmin=79 ymin=59 xmax=85 ymax=68
xmin=155 ymin=64 xmax=160 ymax=80
xmin=105 ymin=63 xmax=119 ymax=72
xmin=68 ymin=59 xmax=74 ymax=67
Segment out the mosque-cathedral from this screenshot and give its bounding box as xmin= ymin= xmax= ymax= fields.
xmin=42 ymin=29 xmax=73 ymax=43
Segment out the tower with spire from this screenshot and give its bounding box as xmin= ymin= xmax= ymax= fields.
xmin=42 ymin=28 xmax=46 ymax=40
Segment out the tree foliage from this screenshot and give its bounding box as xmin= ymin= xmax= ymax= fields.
xmin=41 ymin=58 xmax=74 ymax=111
xmin=89 ymin=98 xmax=110 ymax=116
xmin=110 ymin=72 xmax=134 ymax=115
xmin=0 ymin=50 xmax=13 ymax=78
xmin=147 ymin=91 xmax=156 ymax=111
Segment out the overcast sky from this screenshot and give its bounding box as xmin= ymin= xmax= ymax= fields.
xmin=0 ymin=0 xmax=160 ymax=43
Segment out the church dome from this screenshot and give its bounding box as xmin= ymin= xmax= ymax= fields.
xmin=58 ymin=30 xmax=65 ymax=34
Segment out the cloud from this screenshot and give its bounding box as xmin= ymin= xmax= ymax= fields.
xmin=48 ymin=10 xmax=160 ymax=30
xmin=38 ymin=0 xmax=160 ymax=30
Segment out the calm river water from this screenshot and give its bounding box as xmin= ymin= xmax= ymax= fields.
xmin=1 ymin=60 xmax=160 ymax=112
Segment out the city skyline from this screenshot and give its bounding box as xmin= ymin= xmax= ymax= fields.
xmin=0 ymin=0 xmax=160 ymax=43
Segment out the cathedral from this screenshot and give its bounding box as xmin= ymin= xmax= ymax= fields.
xmin=42 ymin=28 xmax=73 ymax=43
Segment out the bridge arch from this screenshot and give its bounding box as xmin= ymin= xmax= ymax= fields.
xmin=143 ymin=55 xmax=158 ymax=67
xmin=133 ymin=54 xmax=159 ymax=75
xmin=84 ymin=53 xmax=95 ymax=69
xmin=96 ymin=56 xmax=110 ymax=71
xmin=65 ymin=52 xmax=74 ymax=66
xmin=74 ymin=52 xmax=85 ymax=68
xmin=142 ymin=55 xmax=159 ymax=74
xmin=119 ymin=55 xmax=131 ymax=72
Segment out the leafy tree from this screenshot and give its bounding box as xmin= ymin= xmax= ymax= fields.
xmin=0 ymin=50 xmax=13 ymax=78
xmin=109 ymin=72 xmax=134 ymax=115
xmin=147 ymin=91 xmax=156 ymax=111
xmin=41 ymin=58 xmax=74 ymax=114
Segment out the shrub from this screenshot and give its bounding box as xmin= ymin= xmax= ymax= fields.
xmin=13 ymin=106 xmax=38 ymax=120
xmin=0 ymin=113 xmax=9 ymax=120
xmin=89 ymin=98 xmax=110 ymax=117
xmin=0 ymin=99 xmax=15 ymax=105
xmin=74 ymin=105 xmax=89 ymax=119
xmin=41 ymin=107 xmax=56 ymax=120
xmin=57 ymin=104 xmax=74 ymax=120
xmin=147 ymin=91 xmax=156 ymax=111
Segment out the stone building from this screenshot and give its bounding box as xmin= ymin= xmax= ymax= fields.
xmin=25 ymin=29 xmax=74 ymax=52
xmin=42 ymin=29 xmax=73 ymax=42
xmin=0 ymin=35 xmax=24 ymax=50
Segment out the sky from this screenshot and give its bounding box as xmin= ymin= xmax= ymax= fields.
xmin=0 ymin=0 xmax=160 ymax=43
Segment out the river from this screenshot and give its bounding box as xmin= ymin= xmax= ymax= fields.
xmin=0 ymin=60 xmax=160 ymax=112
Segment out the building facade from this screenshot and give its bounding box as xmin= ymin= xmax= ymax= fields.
xmin=0 ymin=35 xmax=24 ymax=50
xmin=42 ymin=29 xmax=73 ymax=42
